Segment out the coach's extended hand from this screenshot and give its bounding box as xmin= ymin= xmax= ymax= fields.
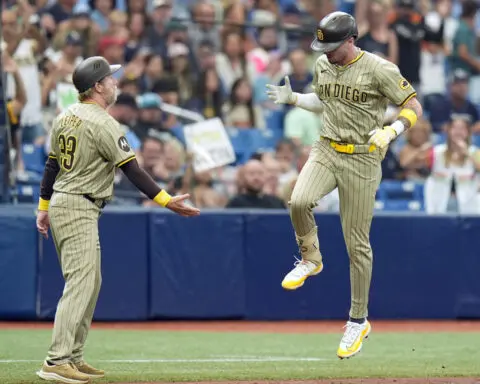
xmin=368 ymin=126 xmax=397 ymax=149
xmin=266 ymin=76 xmax=297 ymax=105
xmin=166 ymin=194 xmax=201 ymax=217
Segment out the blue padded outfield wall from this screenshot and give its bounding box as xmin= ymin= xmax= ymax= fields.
xmin=1 ymin=205 xmax=480 ymax=321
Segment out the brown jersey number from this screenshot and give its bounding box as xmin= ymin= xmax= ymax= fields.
xmin=59 ymin=134 xmax=77 ymax=171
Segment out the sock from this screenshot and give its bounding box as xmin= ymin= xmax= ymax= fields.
xmin=349 ymin=317 xmax=366 ymax=324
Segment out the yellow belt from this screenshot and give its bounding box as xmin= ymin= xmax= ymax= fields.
xmin=322 ymin=137 xmax=376 ymax=154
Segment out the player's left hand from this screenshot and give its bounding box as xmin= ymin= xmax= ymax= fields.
xmin=36 ymin=210 xmax=50 ymax=239
xmin=166 ymin=194 xmax=201 ymax=217
xmin=368 ymin=126 xmax=397 ymax=149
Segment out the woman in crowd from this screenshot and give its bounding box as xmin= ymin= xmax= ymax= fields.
xmin=425 ymin=117 xmax=480 ymax=214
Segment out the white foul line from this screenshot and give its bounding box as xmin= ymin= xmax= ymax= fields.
xmin=0 ymin=357 xmax=328 ymax=363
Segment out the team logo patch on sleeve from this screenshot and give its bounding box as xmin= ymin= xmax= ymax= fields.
xmin=399 ymin=79 xmax=411 ymax=90
xmin=118 ymin=136 xmax=131 ymax=152
xmin=317 ymin=29 xmax=324 ymax=41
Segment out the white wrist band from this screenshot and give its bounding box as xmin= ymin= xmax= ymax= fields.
xmin=391 ymin=120 xmax=405 ymax=136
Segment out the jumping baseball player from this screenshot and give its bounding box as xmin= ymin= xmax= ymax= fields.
xmin=266 ymin=11 xmax=423 ymax=359
xmin=35 ymin=56 xmax=200 ymax=384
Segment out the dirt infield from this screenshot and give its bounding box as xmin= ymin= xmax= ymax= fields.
xmin=1 ymin=320 xmax=480 ymax=333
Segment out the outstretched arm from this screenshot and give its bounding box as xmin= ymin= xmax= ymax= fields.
xmin=266 ymin=76 xmax=324 ymax=113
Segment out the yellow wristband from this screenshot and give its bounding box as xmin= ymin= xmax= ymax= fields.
xmin=399 ymin=108 xmax=418 ymax=128
xmin=38 ymin=198 xmax=50 ymax=211
xmin=153 ymin=190 xmax=172 ymax=207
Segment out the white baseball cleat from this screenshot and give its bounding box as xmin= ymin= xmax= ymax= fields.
xmin=281 ymin=258 xmax=323 ymax=290
xmin=337 ymin=320 xmax=371 ymax=359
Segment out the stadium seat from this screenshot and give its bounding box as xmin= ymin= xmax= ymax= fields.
xmin=22 ymin=144 xmax=46 ymax=174
xmin=227 ymin=127 xmax=255 ymax=164
xmin=375 ymin=199 xmax=424 ymax=212
xmin=377 ymin=180 xmax=424 ymax=200
xmin=16 ymin=184 xmax=40 ymax=203
xmin=472 ymin=135 xmax=480 ymax=147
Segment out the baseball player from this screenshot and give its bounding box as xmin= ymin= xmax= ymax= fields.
xmin=266 ymin=11 xmax=422 ymax=359
xmin=35 ymin=56 xmax=200 ymax=384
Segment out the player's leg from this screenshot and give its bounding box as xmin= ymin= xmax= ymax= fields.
xmin=336 ymin=152 xmax=381 ymax=359
xmin=36 ymin=194 xmax=94 ymax=384
xmin=282 ymin=140 xmax=338 ymax=290
xmin=45 ymin=194 xmax=101 ymax=363
xmin=72 ymin=236 xmax=104 ymax=378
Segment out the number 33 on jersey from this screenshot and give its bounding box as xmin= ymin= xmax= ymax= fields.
xmin=48 ymin=102 xmax=136 ymax=199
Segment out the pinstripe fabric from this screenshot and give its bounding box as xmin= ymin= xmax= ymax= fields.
xmin=44 ymin=101 xmax=135 ymax=365
xmin=47 ymin=192 xmax=101 ymax=365
xmin=290 ymin=50 xmax=414 ymax=319
xmin=312 ymin=51 xmax=417 ymax=144
xmin=50 ymin=102 xmax=136 ymax=200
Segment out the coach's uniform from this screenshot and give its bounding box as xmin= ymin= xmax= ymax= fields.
xmin=291 ymin=50 xmax=416 ymax=319
xmin=46 ymin=102 xmax=135 ymax=365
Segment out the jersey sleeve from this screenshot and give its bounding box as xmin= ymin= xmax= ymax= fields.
xmin=96 ymin=119 xmax=136 ymax=167
xmin=375 ymin=60 xmax=417 ymax=107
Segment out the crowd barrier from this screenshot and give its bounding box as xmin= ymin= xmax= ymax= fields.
xmin=1 ymin=205 xmax=480 ymax=321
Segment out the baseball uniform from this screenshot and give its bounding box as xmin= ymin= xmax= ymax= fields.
xmin=290 ymin=50 xmax=416 ymax=318
xmin=46 ymin=101 xmax=135 ymax=364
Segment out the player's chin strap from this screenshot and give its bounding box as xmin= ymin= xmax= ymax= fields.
xmin=389 ymin=108 xmax=418 ymax=137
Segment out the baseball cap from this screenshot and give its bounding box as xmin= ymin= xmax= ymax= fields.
xmin=72 ymin=3 xmax=91 ymax=17
xmin=98 ymin=36 xmax=127 ymax=53
xmin=153 ymin=0 xmax=171 ymax=8
xmin=452 ymin=69 xmax=470 ymax=83
xmin=152 ymin=77 xmax=179 ymax=93
xmin=137 ymin=93 xmax=162 ymax=109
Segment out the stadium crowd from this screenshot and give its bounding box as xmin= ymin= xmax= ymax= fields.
xmin=3 ymin=0 xmax=480 ymax=213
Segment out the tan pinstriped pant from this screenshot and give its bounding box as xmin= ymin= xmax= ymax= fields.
xmin=47 ymin=192 xmax=102 ymax=365
xmin=289 ymin=139 xmax=382 ymax=319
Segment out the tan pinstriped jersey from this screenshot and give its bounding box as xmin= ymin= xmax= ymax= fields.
xmin=312 ymin=50 xmax=417 ymax=144
xmin=49 ymin=101 xmax=136 ymax=199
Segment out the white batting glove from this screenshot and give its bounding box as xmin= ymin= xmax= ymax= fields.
xmin=368 ymin=126 xmax=397 ymax=149
xmin=266 ymin=76 xmax=297 ymax=105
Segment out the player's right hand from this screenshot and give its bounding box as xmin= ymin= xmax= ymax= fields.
xmin=266 ymin=76 xmax=296 ymax=105
xmin=36 ymin=210 xmax=50 ymax=239
xmin=166 ymin=194 xmax=201 ymax=217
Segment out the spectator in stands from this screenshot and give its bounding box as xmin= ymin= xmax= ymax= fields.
xmin=152 ymin=78 xmax=184 ymax=130
xmin=284 ymin=85 xmax=323 ymax=147
xmin=356 ymin=0 xmax=398 ymax=64
xmin=89 ymin=0 xmax=115 ymax=33
xmin=221 ymin=2 xmax=248 ymax=39
xmin=424 ymin=117 xmax=480 ymax=214
xmin=226 ymin=159 xmax=286 ymax=208
xmin=126 ymin=0 xmax=147 ymax=15
xmin=144 ymin=0 xmax=174 ymax=56
xmin=188 ymin=1 xmax=220 ymax=52
xmin=119 ymin=77 xmax=141 ymax=96
xmin=41 ymin=0 xmax=77 ymax=27
xmin=389 ymin=0 xmax=426 ymax=100
xmin=261 ymin=153 xmax=283 ymax=198
xmin=41 ymin=31 xmax=84 ymax=110
xmin=196 ymin=40 xmax=217 ymax=72
xmin=215 ymin=31 xmax=254 ymax=94
xmin=399 ymin=118 xmax=433 ymax=180
xmin=185 ymin=68 xmax=224 ymax=120
xmin=138 ymin=53 xmax=164 ymax=93
xmin=168 ymin=42 xmax=195 ymax=104
xmin=97 ymin=35 xmax=127 ymax=79
xmin=252 ymin=51 xmax=285 ymax=109
xmin=4 ymin=47 xmax=27 ymax=173
xmin=104 ymin=9 xmax=130 ymax=41
xmin=428 ymin=69 xmax=480 ymax=133
xmin=224 ymin=77 xmax=265 ymax=129
xmin=278 ymin=49 xmax=314 ymax=95
xmin=4 ymin=3 xmax=47 ymax=145
xmin=108 ymin=93 xmax=142 ymax=155
xmin=449 ymin=0 xmax=480 ymax=76
xmin=124 ymin=13 xmax=148 ymax=62
xmin=51 ymin=3 xmax=100 ymax=58
xmin=133 ymin=92 xmax=170 ymax=141
xmin=274 ymin=139 xmax=299 ymax=190
xmin=179 ymin=159 xmax=228 ymax=208
xmin=421 ymin=0 xmax=452 ymax=113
